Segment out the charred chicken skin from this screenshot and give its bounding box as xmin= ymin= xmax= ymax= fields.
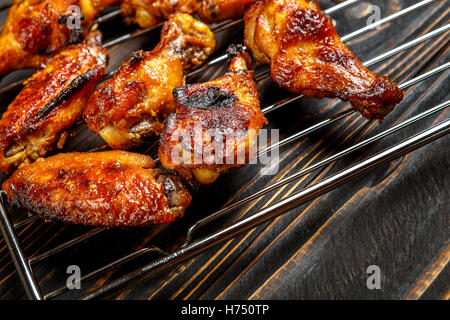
xmin=121 ymin=0 xmax=197 ymax=28
xmin=3 ymin=151 xmax=192 ymax=226
xmin=244 ymin=0 xmax=404 ymax=120
xmin=0 ymin=0 xmax=119 ymax=76
xmin=196 ymin=0 xmax=257 ymax=23
xmin=83 ymin=13 xmax=215 ymax=150
xmin=0 ymin=31 xmax=108 ymax=174
xmin=159 ymin=45 xmax=267 ymax=185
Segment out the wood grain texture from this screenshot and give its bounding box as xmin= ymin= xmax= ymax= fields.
xmin=0 ymin=0 xmax=448 ymax=299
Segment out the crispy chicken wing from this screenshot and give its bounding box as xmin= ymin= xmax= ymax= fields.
xmin=196 ymin=0 xmax=256 ymax=23
xmin=244 ymin=0 xmax=404 ymax=120
xmin=121 ymin=0 xmax=197 ymax=28
xmin=2 ymin=151 xmax=192 ymax=226
xmin=0 ymin=0 xmax=118 ymax=76
xmin=83 ymin=13 xmax=215 ymax=150
xmin=0 ymin=31 xmax=108 ymax=174
xmin=159 ymin=45 xmax=267 ymax=185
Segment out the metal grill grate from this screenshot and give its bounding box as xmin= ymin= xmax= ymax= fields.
xmin=0 ymin=0 xmax=448 ymax=299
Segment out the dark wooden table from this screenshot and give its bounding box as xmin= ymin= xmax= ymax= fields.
xmin=0 ymin=0 xmax=448 ymax=299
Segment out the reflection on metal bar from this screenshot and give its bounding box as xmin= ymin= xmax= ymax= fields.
xmin=13 ymin=215 xmax=40 ymax=229
xmin=363 ymin=24 xmax=450 ymax=67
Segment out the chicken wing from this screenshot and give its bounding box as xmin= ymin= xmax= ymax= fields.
xmin=0 ymin=0 xmax=118 ymax=76
xmin=83 ymin=13 xmax=215 ymax=150
xmin=0 ymin=31 xmax=108 ymax=174
xmin=244 ymin=0 xmax=404 ymax=120
xmin=2 ymin=151 xmax=192 ymax=226
xmin=196 ymin=0 xmax=257 ymax=23
xmin=121 ymin=0 xmax=197 ymax=28
xmin=159 ymin=45 xmax=267 ymax=185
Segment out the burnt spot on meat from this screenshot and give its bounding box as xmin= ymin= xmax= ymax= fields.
xmin=30 ymin=68 xmax=98 ymax=126
xmin=173 ymin=86 xmax=238 ymax=110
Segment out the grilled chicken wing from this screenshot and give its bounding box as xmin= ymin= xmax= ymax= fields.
xmin=121 ymin=0 xmax=197 ymax=28
xmin=0 ymin=0 xmax=118 ymax=76
xmin=0 ymin=31 xmax=108 ymax=174
xmin=159 ymin=45 xmax=267 ymax=185
xmin=244 ymin=0 xmax=404 ymax=120
xmin=2 ymin=151 xmax=192 ymax=226
xmin=83 ymin=13 xmax=215 ymax=150
xmin=197 ymin=0 xmax=256 ymax=23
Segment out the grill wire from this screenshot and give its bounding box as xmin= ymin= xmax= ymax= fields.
xmin=0 ymin=0 xmax=448 ymax=299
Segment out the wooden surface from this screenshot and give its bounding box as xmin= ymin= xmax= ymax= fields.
xmin=0 ymin=0 xmax=448 ymax=300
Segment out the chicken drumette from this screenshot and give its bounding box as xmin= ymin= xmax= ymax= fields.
xmin=3 ymin=151 xmax=192 ymax=226
xmin=159 ymin=45 xmax=267 ymax=185
xmin=83 ymin=13 xmax=215 ymax=150
xmin=121 ymin=0 xmax=197 ymax=28
xmin=244 ymin=0 xmax=404 ymax=120
xmin=0 ymin=30 xmax=108 ymax=173
xmin=0 ymin=0 xmax=118 ymax=76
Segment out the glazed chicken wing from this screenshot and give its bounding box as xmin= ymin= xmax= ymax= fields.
xmin=0 ymin=0 xmax=118 ymax=76
xmin=121 ymin=0 xmax=197 ymax=28
xmin=159 ymin=45 xmax=267 ymax=185
xmin=83 ymin=13 xmax=215 ymax=150
xmin=244 ymin=0 xmax=404 ymax=120
xmin=197 ymin=0 xmax=257 ymax=23
xmin=2 ymin=151 xmax=192 ymax=226
xmin=0 ymin=31 xmax=108 ymax=174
